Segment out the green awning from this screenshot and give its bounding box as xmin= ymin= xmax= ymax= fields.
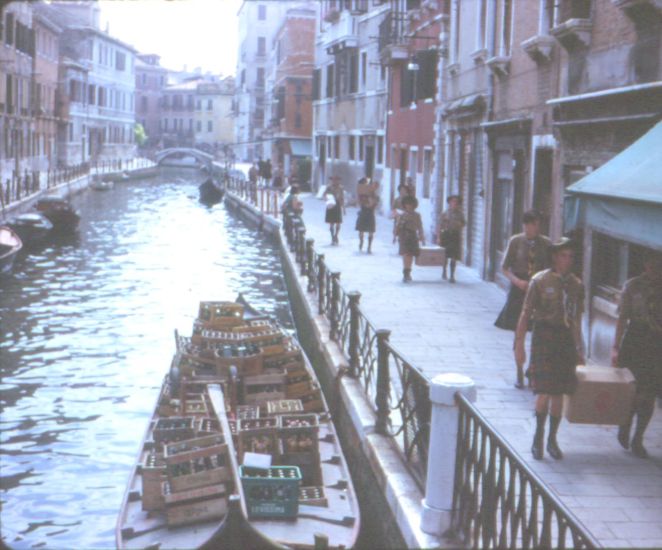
xmin=564 ymin=120 xmax=662 ymax=249
xmin=289 ymin=139 xmax=311 ymax=157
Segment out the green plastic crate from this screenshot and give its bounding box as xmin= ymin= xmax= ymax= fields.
xmin=239 ymin=465 xmax=301 ymax=519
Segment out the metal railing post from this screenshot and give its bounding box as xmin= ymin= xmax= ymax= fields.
xmin=329 ymin=272 xmax=341 ymax=341
xmin=347 ymin=291 xmax=362 ymax=378
xmin=297 ymin=226 xmax=307 ymax=276
xmin=317 ymin=255 xmax=326 ymax=315
xmin=375 ymin=329 xmax=392 ymax=434
xmin=306 ymin=239 xmax=315 ymax=292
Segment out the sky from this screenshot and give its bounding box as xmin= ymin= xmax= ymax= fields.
xmin=99 ymin=0 xmax=242 ymax=76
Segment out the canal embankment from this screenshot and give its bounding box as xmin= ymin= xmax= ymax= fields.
xmin=223 ymin=190 xmax=445 ymax=549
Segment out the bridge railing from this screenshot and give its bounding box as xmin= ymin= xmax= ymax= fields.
xmin=225 ymin=177 xmax=281 ymax=219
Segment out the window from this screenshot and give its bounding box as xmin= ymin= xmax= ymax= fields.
xmin=189 ymin=118 xmax=193 ymax=130
xmin=5 ymin=13 xmax=14 ymax=46
xmin=361 ymin=52 xmax=367 ymax=88
xmin=349 ymin=136 xmax=355 ymax=160
xmin=142 ymin=73 xmax=146 ymax=85
xmin=451 ymin=0 xmax=460 ymax=63
xmin=256 ymin=68 xmax=265 ymax=88
xmin=141 ymin=95 xmax=148 ymax=112
xmin=326 ymin=64 xmax=334 ymax=98
xmin=69 ymin=122 xmax=73 ymax=142
xmin=334 ymin=135 xmax=340 ymax=159
xmin=116 ymin=51 xmax=126 ymax=71
xmin=416 ymin=50 xmax=437 ymax=100
xmin=349 ymin=52 xmax=358 ymax=93
xmin=312 ymin=68 xmax=321 ymax=101
xmin=88 ymin=84 xmax=96 ymax=105
xmin=358 ymin=136 xmax=364 ymax=161
xmin=258 ymin=4 xmax=267 ymax=20
xmin=257 ymin=36 xmax=266 ymax=55
xmin=196 ymin=120 xmax=202 ymax=131
xmin=196 ymin=99 xmax=201 ymax=110
xmin=295 ymin=113 xmax=302 ymax=128
xmin=502 ymin=0 xmax=513 ymax=56
xmin=207 ymin=99 xmax=213 ymax=111
xmin=377 ymin=136 xmax=384 ymax=165
xmin=477 ymin=0 xmax=487 ymax=50
xmin=400 ymin=65 xmax=415 ymax=107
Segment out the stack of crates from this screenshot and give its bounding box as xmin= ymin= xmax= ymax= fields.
xmin=240 ymin=466 xmax=301 ymax=519
xmin=237 ymin=417 xmax=279 ymax=460
xmin=141 ymin=449 xmax=167 ymax=511
xmin=152 ymin=417 xmax=197 ymax=447
xmin=243 ymin=371 xmax=286 ymax=407
xmin=276 ymin=414 xmax=321 ymax=486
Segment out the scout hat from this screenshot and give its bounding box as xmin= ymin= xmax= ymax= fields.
xmin=549 ymin=237 xmax=574 ymax=252
xmin=447 ymin=194 xmax=461 ymax=204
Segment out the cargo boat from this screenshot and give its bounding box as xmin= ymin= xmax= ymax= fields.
xmin=116 ymin=297 xmax=359 ymax=549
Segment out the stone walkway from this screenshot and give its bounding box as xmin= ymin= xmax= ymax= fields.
xmin=295 ymin=193 xmax=662 ymax=548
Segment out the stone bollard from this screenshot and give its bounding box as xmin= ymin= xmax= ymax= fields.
xmin=420 ymin=373 xmax=476 ymax=537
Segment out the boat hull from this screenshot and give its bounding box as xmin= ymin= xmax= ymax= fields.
xmin=0 ymin=226 xmax=23 ymax=274
xmin=198 ymin=178 xmax=225 ymax=205
xmin=35 ymin=198 xmax=80 ymax=232
xmin=8 ymin=213 xmax=53 ymax=246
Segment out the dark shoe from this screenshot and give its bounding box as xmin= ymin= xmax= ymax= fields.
xmin=449 ymin=276 xmax=456 ymax=284
xmin=617 ymin=424 xmax=630 ymax=450
xmin=531 ymin=438 xmax=544 ymax=460
xmin=442 ymin=270 xmax=447 ymax=280
xmin=547 ymin=439 xmax=563 ymax=460
xmin=631 ymin=439 xmax=649 ymax=459
xmin=514 ymin=381 xmax=525 ymax=389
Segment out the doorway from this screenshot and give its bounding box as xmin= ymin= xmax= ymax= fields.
xmin=532 ymin=148 xmax=553 ymax=235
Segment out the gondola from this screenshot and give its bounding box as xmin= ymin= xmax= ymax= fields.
xmin=91 ymin=179 xmax=114 ymax=191
xmin=0 ymin=226 xmax=23 ymax=275
xmin=35 ymin=196 xmax=80 ymax=232
xmin=116 ymin=297 xmax=360 ymax=549
xmin=7 ymin=213 xmax=53 ymax=247
xmin=198 ymin=178 xmax=225 ymax=205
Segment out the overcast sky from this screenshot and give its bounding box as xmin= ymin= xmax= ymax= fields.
xmin=99 ymin=0 xmax=242 ymax=76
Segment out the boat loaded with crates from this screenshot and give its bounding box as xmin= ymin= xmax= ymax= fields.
xmin=116 ymin=297 xmax=359 ymax=550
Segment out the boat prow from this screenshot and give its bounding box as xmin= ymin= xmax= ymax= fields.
xmin=0 ymin=226 xmax=23 ymax=274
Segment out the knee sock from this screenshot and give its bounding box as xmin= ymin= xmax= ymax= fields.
xmin=534 ymin=412 xmax=547 ymax=442
xmin=548 ymin=415 xmax=561 ymax=443
xmin=632 ymin=399 xmax=655 ymax=444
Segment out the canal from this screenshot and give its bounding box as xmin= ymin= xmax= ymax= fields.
xmin=0 ymin=169 xmax=293 ymax=549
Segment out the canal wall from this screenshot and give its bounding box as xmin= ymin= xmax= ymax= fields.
xmin=224 ymin=192 xmax=443 ymax=550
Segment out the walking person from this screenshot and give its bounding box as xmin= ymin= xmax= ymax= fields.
xmin=439 ymin=195 xmax=466 ymax=283
xmin=392 ymin=183 xmax=414 ymax=243
xmin=515 ymin=238 xmax=585 ymax=460
xmin=612 ymin=250 xmax=662 ymax=458
xmin=495 ymin=210 xmax=552 ymax=388
xmin=324 ymin=178 xmax=344 ymax=245
xmin=396 ymin=196 xmax=425 ymax=282
xmin=356 ymin=178 xmax=378 ymax=253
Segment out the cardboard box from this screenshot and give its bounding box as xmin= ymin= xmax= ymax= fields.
xmin=564 ymin=365 xmax=635 ymax=425
xmin=415 ymin=245 xmax=446 ymax=266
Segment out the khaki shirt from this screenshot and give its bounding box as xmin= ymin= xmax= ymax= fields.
xmin=619 ymin=274 xmax=662 ymax=333
xmin=521 ymin=269 xmax=585 ymax=328
xmin=397 ymin=211 xmax=423 ymax=237
xmin=440 ymin=208 xmax=466 ymax=232
xmin=502 ymin=233 xmax=551 ymax=279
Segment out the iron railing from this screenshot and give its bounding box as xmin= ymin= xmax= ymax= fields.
xmin=452 ymin=393 xmax=600 ymax=549
xmin=225 ymin=183 xmax=600 ymax=548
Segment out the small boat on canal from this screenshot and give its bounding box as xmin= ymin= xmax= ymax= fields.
xmin=7 ymin=213 xmax=53 ymax=247
xmin=116 ymin=297 xmax=360 ymax=550
xmin=198 ymin=177 xmax=225 ymax=205
xmin=0 ymin=226 xmax=23 ymax=275
xmin=91 ymin=179 xmax=115 ymax=191
xmin=35 ymin=196 xmax=80 ymax=232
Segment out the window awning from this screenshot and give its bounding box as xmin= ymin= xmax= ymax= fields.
xmin=564 ymin=120 xmax=662 ymax=249
xmin=289 ymin=139 xmax=312 ymax=157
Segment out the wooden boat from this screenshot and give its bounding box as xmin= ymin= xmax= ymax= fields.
xmin=116 ymin=297 xmax=360 ymax=550
xmin=0 ymin=226 xmax=23 ymax=275
xmin=198 ymin=178 xmax=225 ymax=205
xmin=91 ymin=179 xmax=114 ymax=191
xmin=7 ymin=213 xmax=53 ymax=246
xmin=35 ymin=196 xmax=80 ymax=232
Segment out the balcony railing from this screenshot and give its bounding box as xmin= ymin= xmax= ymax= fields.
xmin=322 ymin=10 xmax=359 ymax=54
xmin=378 ymin=10 xmax=409 ymax=65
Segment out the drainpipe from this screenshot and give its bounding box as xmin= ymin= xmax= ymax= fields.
xmin=432 ymin=20 xmax=449 ymax=241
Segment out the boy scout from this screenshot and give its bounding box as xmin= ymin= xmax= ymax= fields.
xmin=496 ymin=210 xmax=551 ymax=388
xmin=515 ymin=238 xmax=585 ymax=460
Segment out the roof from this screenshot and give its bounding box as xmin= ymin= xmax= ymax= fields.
xmin=566 ymin=120 xmax=662 ymax=205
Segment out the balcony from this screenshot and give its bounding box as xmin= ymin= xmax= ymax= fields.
xmin=486 ymin=55 xmax=511 ymax=77
xmin=551 ymin=1 xmax=593 ymax=50
xmin=322 ymin=10 xmax=358 ymax=55
xmin=612 ymin=0 xmax=662 ymax=21
xmin=521 ymin=35 xmax=555 ymax=64
xmin=378 ymin=11 xmax=409 ymax=66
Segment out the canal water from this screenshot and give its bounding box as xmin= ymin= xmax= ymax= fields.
xmin=0 ymin=170 xmax=293 ymax=549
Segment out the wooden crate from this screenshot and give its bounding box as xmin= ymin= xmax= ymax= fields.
xmin=164 ymin=434 xmax=225 ymax=458
xmin=197 ymin=302 xmax=245 ymax=330
xmin=183 ymin=398 xmax=208 ymax=417
xmin=266 ymin=399 xmax=304 ymax=416
xmin=163 ymin=481 xmax=228 ymax=527
xmin=152 ymin=417 xmax=197 ymax=445
xmin=298 ymin=486 xmax=328 ymax=508
xmin=142 ymin=450 xmax=166 ymax=511
xmin=263 ymin=352 xmax=304 ymax=371
xmin=238 ymin=417 xmax=279 ymax=461
xmin=236 ymin=405 xmax=260 ymax=421
xmin=215 ymin=350 xmax=263 ymax=377
xmin=157 ymin=398 xmax=181 ymax=417
xmin=285 ymin=377 xmax=312 ymax=399
xmin=277 ymin=448 xmax=321 ymax=486
xmin=297 ymin=387 xmax=324 ymax=413
xmin=166 ymin=443 xmax=231 ymax=493
xmin=244 ymin=372 xmax=286 ymax=406
xmin=196 ymin=418 xmax=221 ymax=435
xmin=415 ymin=245 xmax=446 ymax=266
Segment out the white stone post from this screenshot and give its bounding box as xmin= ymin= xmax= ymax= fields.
xmin=420 ymin=373 xmax=476 ymax=537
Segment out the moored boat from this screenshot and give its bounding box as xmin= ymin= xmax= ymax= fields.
xmin=35 ymin=196 xmax=80 ymax=232
xmin=7 ymin=213 xmax=53 ymax=246
xmin=0 ymin=226 xmax=23 ymax=274
xmin=91 ymin=179 xmax=114 ymax=191
xmin=198 ymin=178 xmax=225 ymax=205
xmin=116 ymin=298 xmax=360 ymax=549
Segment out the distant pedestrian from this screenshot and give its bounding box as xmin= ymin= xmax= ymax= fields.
xmin=495 ymin=210 xmax=552 ymax=388
xmin=612 ymin=250 xmax=662 ymax=459
xmin=248 ymin=162 xmax=258 ymax=185
xmin=396 ymin=196 xmax=425 ymax=282
xmin=356 ymin=178 xmax=378 ymax=253
xmin=391 ymin=183 xmax=414 ymax=243
xmin=324 ymin=178 xmax=345 ymax=245
xmin=282 ymin=185 xmax=303 ymax=217
xmin=515 ymin=238 xmax=585 ymax=461
xmin=439 ymin=195 xmax=466 ymax=283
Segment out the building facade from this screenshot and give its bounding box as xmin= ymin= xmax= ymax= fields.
xmin=135 ymin=53 xmax=168 ymax=148
xmin=195 ymin=77 xmax=235 ymax=151
xmin=235 ymin=0 xmax=299 ymax=163
xmin=312 ymin=0 xmax=390 ymax=202
xmin=264 ymin=6 xmax=316 ymax=188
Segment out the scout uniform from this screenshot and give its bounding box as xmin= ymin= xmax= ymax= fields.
xmin=396 ymin=210 xmax=423 ymax=257
xmin=495 ymin=233 xmax=552 ymax=330
xmin=521 ymin=268 xmax=585 ymax=395
xmin=618 ymin=273 xmax=662 ymax=397
xmin=439 ymin=207 xmax=466 ymax=261
xmin=324 ymin=184 xmax=344 ymax=225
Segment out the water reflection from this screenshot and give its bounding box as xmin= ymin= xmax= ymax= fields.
xmin=0 ymin=169 xmax=292 ymax=548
